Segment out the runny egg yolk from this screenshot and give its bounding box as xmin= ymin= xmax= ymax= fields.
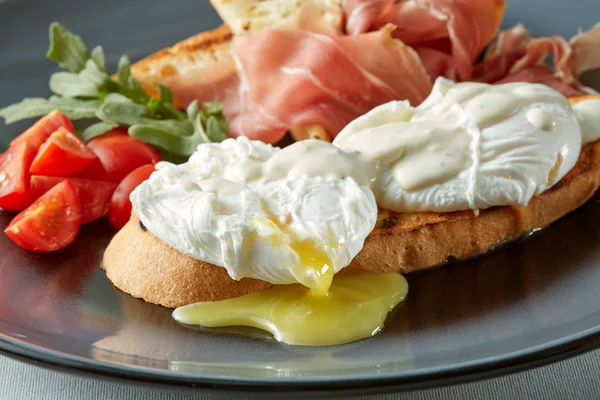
xmin=249 ymin=216 xmax=338 ymax=293
xmin=172 ymin=272 xmax=408 ymax=346
xmin=288 ymin=239 xmax=335 ymax=295
xmin=172 ymin=216 xmax=408 ymax=346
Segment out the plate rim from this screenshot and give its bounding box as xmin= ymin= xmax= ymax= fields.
xmin=1 ymin=325 xmax=600 ymax=395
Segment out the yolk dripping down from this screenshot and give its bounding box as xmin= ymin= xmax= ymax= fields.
xmin=173 ymin=272 xmax=408 ymax=346
xmin=172 ymin=216 xmax=408 ymax=346
xmin=248 ymin=216 xmax=337 ymax=293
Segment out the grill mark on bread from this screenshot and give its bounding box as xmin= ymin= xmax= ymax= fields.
xmin=142 ymin=25 xmax=233 ymax=63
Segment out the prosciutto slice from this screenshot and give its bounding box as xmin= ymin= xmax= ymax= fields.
xmin=165 ymin=11 xmax=432 ymax=143
xmin=161 ymin=2 xmax=599 ymax=144
xmin=343 ymin=0 xmax=504 ymax=81
xmin=475 ymin=23 xmax=600 ymax=97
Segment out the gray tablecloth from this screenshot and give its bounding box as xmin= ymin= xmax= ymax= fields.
xmin=1 ymin=350 xmax=600 ymax=399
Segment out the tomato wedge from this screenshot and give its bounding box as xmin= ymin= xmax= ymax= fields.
xmin=30 ymin=176 xmax=117 ymax=224
xmin=29 ymin=127 xmax=97 ymax=177
xmin=10 ymin=111 xmax=74 ymax=151
xmin=0 ymin=142 xmax=36 ymax=211
xmin=79 ymin=135 xmax=161 ymax=183
xmin=5 ymin=180 xmax=82 ymax=252
xmin=108 ymin=164 xmax=155 ymax=229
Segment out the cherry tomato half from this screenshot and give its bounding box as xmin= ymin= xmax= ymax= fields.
xmin=30 ymin=176 xmax=117 ymax=224
xmin=10 ymin=111 xmax=75 ymax=151
xmin=5 ymin=180 xmax=83 ymax=252
xmin=108 ymin=164 xmax=155 ymax=229
xmin=79 ymin=135 xmax=161 ymax=183
xmin=29 ymin=127 xmax=97 ymax=177
xmin=0 ymin=142 xmax=36 ymax=211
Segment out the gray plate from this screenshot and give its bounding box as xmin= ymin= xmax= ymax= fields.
xmin=1 ymin=0 xmax=600 ymax=397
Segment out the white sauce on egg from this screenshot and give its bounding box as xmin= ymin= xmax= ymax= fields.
xmin=334 ymin=78 xmax=582 ymax=212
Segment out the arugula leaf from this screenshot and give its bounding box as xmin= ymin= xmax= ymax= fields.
xmin=189 ymin=106 xmax=211 ymax=144
xmin=90 ymin=46 xmax=106 ymax=72
xmin=0 ymin=97 xmax=101 ymax=123
xmin=97 ymin=101 xmax=148 ymax=126
xmin=80 ymin=58 xmax=108 ymax=86
xmin=0 ymin=98 xmax=56 ymax=123
xmin=46 ymin=22 xmax=90 ymax=73
xmin=138 ymin=119 xmax=194 ymax=137
xmin=158 ymin=84 xmax=173 ymax=105
xmin=116 ymin=55 xmax=131 ymax=86
xmin=123 ymin=76 xmax=151 ymax=105
xmin=49 ymin=72 xmax=99 ymax=98
xmin=206 ymin=115 xmax=228 ymax=142
xmin=49 ymin=58 xmax=109 ymax=98
xmin=104 ymin=93 xmax=135 ymax=104
xmin=186 ymin=100 xmax=200 ymax=120
xmin=80 ymin=121 xmax=118 ymax=142
xmin=113 ymin=55 xmax=151 ymax=104
xmin=47 ymin=96 xmax=103 ymax=119
xmin=158 ymin=149 xmax=190 ymax=164
xmin=197 ymin=102 xmax=227 ymax=141
xmin=202 ymin=101 xmax=223 ymax=116
xmin=129 ymin=119 xmax=207 ymax=157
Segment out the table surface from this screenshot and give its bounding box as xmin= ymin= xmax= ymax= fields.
xmin=1 ymin=349 xmax=600 ymax=399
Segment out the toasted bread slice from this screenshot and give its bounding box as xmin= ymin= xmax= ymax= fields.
xmin=130 ymin=25 xmax=233 ymax=102
xmin=102 ymin=214 xmax=271 ymax=308
xmin=130 ymin=0 xmax=343 ymax=96
xmin=102 ymin=95 xmax=600 ymax=308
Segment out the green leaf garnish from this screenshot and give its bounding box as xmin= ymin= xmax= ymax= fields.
xmin=49 ymin=58 xmax=108 ymax=98
xmin=158 ymin=84 xmax=173 ymax=105
xmin=0 ymin=97 xmax=101 ymax=123
xmin=46 ymin=22 xmax=90 ymax=73
xmin=97 ymin=101 xmax=148 ymax=126
xmin=0 ymin=22 xmax=228 ymax=163
xmin=80 ymin=121 xmax=118 ymax=142
xmin=116 ymin=55 xmax=131 ymax=86
xmin=90 ymin=46 xmax=107 ymax=72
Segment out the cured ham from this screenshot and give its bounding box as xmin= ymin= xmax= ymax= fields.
xmin=343 ymin=0 xmax=505 ymax=81
xmin=471 ymin=24 xmax=530 ymax=83
xmin=475 ymin=23 xmax=600 ymax=96
xmin=344 ymin=1 xmax=599 ymax=98
xmin=230 ymin=23 xmax=431 ymax=142
xmin=165 ymin=10 xmax=432 ymax=143
xmin=156 ymin=1 xmax=599 ymax=144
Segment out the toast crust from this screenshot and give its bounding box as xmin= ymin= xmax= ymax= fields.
xmin=102 ymin=216 xmax=271 ymax=308
xmin=130 ymin=25 xmax=233 ymax=101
